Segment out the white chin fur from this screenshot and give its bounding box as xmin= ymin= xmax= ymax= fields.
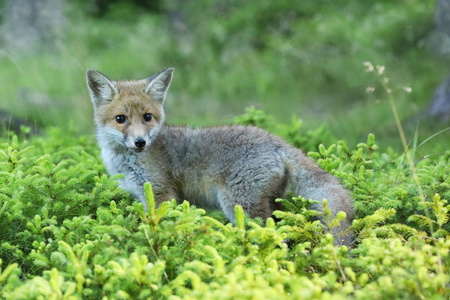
xmin=131 ymin=147 xmax=146 ymax=153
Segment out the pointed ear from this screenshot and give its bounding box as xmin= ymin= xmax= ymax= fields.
xmin=86 ymin=69 xmax=118 ymax=106
xmin=144 ymin=68 xmax=174 ymax=103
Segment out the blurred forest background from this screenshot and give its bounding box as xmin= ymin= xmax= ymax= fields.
xmin=0 ymin=0 xmax=449 ymax=156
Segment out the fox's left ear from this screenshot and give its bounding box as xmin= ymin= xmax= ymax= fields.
xmin=145 ymin=68 xmax=174 ymax=103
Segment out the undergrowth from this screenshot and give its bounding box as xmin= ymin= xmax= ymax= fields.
xmin=0 ymin=112 xmax=449 ymax=299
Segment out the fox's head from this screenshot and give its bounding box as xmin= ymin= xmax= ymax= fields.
xmin=86 ymin=68 xmax=174 ymax=153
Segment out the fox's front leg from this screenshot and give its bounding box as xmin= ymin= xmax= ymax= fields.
xmin=136 ymin=185 xmax=176 ymax=212
xmin=217 ymin=190 xmax=276 ymax=224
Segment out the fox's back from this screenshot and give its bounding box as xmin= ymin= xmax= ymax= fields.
xmin=144 ymin=124 xmax=294 ymax=206
xmin=157 ymin=124 xmax=290 ymax=170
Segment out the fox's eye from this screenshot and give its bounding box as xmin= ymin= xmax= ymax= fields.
xmin=115 ymin=115 xmax=126 ymax=123
xmin=143 ymin=113 xmax=152 ymax=122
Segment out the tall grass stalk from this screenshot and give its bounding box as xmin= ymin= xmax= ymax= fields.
xmin=377 ymin=65 xmax=445 ymax=279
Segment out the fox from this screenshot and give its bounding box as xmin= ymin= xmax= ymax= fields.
xmin=86 ymin=68 xmax=354 ymax=245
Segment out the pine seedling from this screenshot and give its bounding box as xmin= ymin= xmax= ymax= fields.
xmin=408 ymin=193 xmax=449 ymax=238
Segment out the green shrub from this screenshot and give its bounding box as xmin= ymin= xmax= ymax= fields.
xmin=0 ymin=112 xmax=448 ymax=298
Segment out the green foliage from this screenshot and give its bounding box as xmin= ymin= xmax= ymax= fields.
xmin=1 ymin=0 xmax=448 ymax=154
xmin=0 ymin=127 xmax=131 ymax=277
xmin=0 ymin=120 xmax=448 ymax=299
xmin=408 ymin=194 xmax=450 ymax=238
xmin=308 ymin=132 xmax=450 ymax=234
xmin=1 ymin=1 xmax=448 ymax=297
xmin=75 ymin=0 xmax=162 ymax=18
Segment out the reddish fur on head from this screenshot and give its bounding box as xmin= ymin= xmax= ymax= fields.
xmin=96 ymin=80 xmax=164 ymax=127
xmin=87 ymin=68 xmax=173 ymax=152
xmin=93 ymin=80 xmax=165 ymax=151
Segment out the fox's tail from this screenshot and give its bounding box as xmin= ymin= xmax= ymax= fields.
xmin=282 ymin=148 xmax=354 ymax=245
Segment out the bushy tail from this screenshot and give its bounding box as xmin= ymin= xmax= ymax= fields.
xmin=283 ymin=148 xmax=354 ymax=245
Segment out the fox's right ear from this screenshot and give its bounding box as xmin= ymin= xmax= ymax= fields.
xmin=86 ymin=69 xmax=118 ymax=106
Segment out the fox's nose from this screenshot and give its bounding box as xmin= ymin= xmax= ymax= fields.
xmin=134 ymin=137 xmax=146 ymax=148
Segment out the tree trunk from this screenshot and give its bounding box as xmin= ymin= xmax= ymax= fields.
xmin=1 ymin=0 xmax=66 ymax=54
xmin=427 ymin=0 xmax=450 ymax=121
xmin=429 ymin=76 xmax=450 ymax=121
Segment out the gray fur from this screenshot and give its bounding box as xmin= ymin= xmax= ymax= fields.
xmin=87 ymin=69 xmax=354 ymax=246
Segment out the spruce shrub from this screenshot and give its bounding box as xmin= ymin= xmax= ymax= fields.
xmin=0 ymin=113 xmax=448 ymax=299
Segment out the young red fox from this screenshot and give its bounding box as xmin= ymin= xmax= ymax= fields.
xmin=86 ymin=68 xmax=354 ymax=245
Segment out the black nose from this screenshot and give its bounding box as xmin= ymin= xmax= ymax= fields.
xmin=134 ymin=138 xmax=146 ymax=148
